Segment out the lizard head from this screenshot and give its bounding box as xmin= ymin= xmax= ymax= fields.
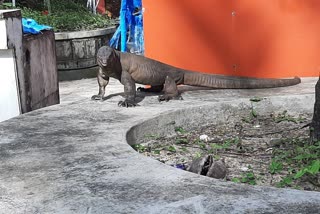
xmin=97 ymin=46 xmax=115 ymax=67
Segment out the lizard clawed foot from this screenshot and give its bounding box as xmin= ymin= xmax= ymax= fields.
xmin=137 ymin=87 xmax=148 ymax=92
xmin=91 ymin=95 xmax=103 ymax=101
xmin=158 ymin=95 xmax=183 ymax=102
xmin=137 ymin=86 xmax=163 ymax=93
xmin=118 ymin=99 xmax=138 ymax=107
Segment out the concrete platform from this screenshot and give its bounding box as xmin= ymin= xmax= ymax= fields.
xmin=0 ymin=77 xmax=319 ymax=214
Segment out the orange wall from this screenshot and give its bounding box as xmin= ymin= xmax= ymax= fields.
xmin=143 ymin=0 xmax=320 ymax=78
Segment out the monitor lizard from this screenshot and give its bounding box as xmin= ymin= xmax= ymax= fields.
xmin=92 ymin=46 xmax=301 ymax=107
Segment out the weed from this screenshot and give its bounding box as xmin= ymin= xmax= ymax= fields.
xmin=242 ymin=97 xmax=263 ymax=123
xmin=180 ymin=147 xmax=189 ymax=153
xmin=131 ymin=144 xmax=147 ymax=153
xmin=231 ymin=177 xmax=240 ymax=183
xmin=240 ymin=171 xmax=257 ymax=185
xmin=232 ymin=171 xmax=257 ymax=185
xmin=209 ymin=138 xmax=239 ymax=153
xmin=277 ymin=175 xmax=294 ymax=188
xmin=175 ymin=138 xmax=189 ymax=144
xmin=153 ymin=150 xmax=161 ymax=155
xmin=175 ymin=127 xmax=187 ymax=134
xmin=273 ymin=110 xmax=305 ymax=124
xmin=269 ymin=160 xmax=283 ymax=174
xmin=166 ymin=145 xmax=176 ymax=153
xmin=272 ymin=139 xmax=320 ymax=188
xmin=197 ymin=142 xmax=207 ymax=150
xmin=194 ymin=152 xmax=202 ymax=159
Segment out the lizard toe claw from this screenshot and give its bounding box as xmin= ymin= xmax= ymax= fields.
xmin=158 ymin=94 xmax=183 ymax=102
xmin=91 ymin=95 xmax=103 ymax=101
xmin=158 ymin=95 xmax=170 ymax=102
xmin=137 ymin=87 xmax=147 ymax=92
xmin=118 ymin=99 xmax=137 ymax=107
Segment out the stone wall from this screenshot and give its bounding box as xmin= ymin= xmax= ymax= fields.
xmin=55 ymin=27 xmax=116 ymax=80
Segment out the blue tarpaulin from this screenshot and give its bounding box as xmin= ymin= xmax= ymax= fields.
xmin=22 ymin=18 xmax=52 ymax=34
xmin=109 ymin=0 xmax=144 ymax=55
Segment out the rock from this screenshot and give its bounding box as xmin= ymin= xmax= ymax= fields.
xmin=206 ymin=159 xmax=227 ymax=179
xmin=187 ymin=155 xmax=212 ymax=175
xmin=187 ymin=155 xmax=227 ymax=179
xmin=240 ymin=166 xmax=249 ymax=172
xmin=199 ymin=134 xmax=210 ymax=142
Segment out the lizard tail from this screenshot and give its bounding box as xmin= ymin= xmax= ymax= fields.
xmin=183 ymin=72 xmax=301 ymax=89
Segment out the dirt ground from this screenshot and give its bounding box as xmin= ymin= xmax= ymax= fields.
xmin=134 ymin=111 xmax=320 ymax=192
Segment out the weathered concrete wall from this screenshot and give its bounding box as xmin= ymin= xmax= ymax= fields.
xmin=22 ymin=30 xmax=59 ymax=112
xmin=55 ymin=27 xmax=116 ymax=80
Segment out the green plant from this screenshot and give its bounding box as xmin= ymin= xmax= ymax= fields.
xmin=194 ymin=151 xmax=202 ymax=159
xmin=175 ymin=138 xmax=188 ymax=144
xmin=2 ymin=0 xmax=116 ymax=32
xmin=0 ymin=2 xmax=14 ymax=8
xmin=180 ymin=147 xmax=189 ymax=153
xmin=273 ymin=110 xmax=304 ymax=124
xmin=131 ymin=144 xmax=147 ymax=153
xmin=153 ymin=150 xmax=161 ymax=155
xmin=231 ymin=177 xmax=240 ymax=183
xmin=232 ymin=170 xmax=257 ymax=185
xmin=240 ymin=171 xmax=257 ymax=185
xmin=277 ymin=175 xmax=294 ymax=188
xmin=209 ymin=138 xmax=238 ymax=153
xmin=242 ymin=97 xmax=263 ymax=123
xmin=166 ymin=145 xmax=176 ymax=153
xmin=269 ymin=160 xmax=283 ymax=174
xmin=272 ymin=139 xmax=320 ymax=188
xmin=294 ymin=160 xmax=320 ymax=179
xmin=175 ymin=126 xmax=187 ymax=134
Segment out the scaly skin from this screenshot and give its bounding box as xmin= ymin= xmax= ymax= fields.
xmin=92 ymin=46 xmax=301 ymax=107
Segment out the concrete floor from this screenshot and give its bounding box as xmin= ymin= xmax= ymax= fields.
xmin=0 ymin=77 xmax=319 ymax=213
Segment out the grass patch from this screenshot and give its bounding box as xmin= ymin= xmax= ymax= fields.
xmin=271 ymin=139 xmax=320 ymax=188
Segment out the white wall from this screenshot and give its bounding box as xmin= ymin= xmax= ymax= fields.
xmin=0 ymin=19 xmax=7 ymax=49
xmin=0 ymin=49 xmax=21 ymax=122
xmin=0 ymin=11 xmax=21 ymax=122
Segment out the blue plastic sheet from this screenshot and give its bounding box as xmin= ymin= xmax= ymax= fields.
xmin=109 ymin=0 xmax=144 ymax=55
xmin=22 ymin=18 xmax=52 ymax=34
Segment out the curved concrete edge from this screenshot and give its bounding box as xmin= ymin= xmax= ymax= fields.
xmin=54 ymin=26 xmax=117 ymax=40
xmin=127 ymin=94 xmax=315 ymax=145
xmin=0 ymin=78 xmax=320 ymax=213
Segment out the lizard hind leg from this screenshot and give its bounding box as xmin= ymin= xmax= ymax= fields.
xmin=158 ymin=76 xmax=183 ymax=102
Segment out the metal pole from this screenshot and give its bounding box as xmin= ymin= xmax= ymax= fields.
xmin=120 ymin=0 xmax=127 ymax=51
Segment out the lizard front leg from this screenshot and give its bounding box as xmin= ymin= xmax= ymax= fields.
xmin=118 ymin=70 xmax=137 ymax=107
xmin=91 ymin=67 xmax=109 ymax=100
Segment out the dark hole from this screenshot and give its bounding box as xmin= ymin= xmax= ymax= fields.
xmin=25 ymin=49 xmax=30 ymax=64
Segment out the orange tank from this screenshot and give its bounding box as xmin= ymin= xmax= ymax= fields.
xmin=143 ymin=0 xmax=320 ymax=78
